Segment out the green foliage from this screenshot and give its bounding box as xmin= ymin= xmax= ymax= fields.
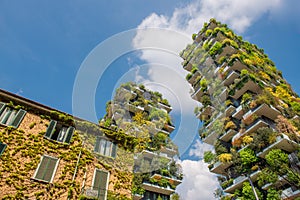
xmin=204 ymin=151 xmax=215 ymax=163
xmin=103 ymin=118 xmax=112 ymax=128
xmin=171 ymin=193 xmax=180 ymax=200
xmin=221 ymin=178 xmax=233 ymax=189
xmin=161 ymin=98 xmax=170 ymax=106
xmin=200 ymin=78 xmax=208 ymax=89
xmin=251 ymin=127 xmax=277 ymax=152
xmin=291 ymin=101 xmax=300 ymax=113
xmin=214 ymin=140 xmax=228 ymax=155
xmin=265 ymin=149 xmax=288 ymax=169
xmin=185 ymin=73 xmax=192 ymax=80
xmin=201 ymin=95 xmax=211 ymax=107
xmin=240 ymin=182 xmax=262 ymax=200
xmin=240 ymin=69 xmax=249 ymax=77
xmin=222 ymin=38 xmax=239 ymax=49
xmin=205 ymin=29 xmax=213 ymax=37
xmin=50 ymin=111 xmax=74 ymax=125
xmin=209 ymin=41 xmax=222 ymax=56
xmin=266 ymin=188 xmax=281 ymax=200
xmin=29 ymin=122 xmax=36 ymax=129
xmin=102 ymin=128 xmax=138 ymax=151
xmin=257 ymin=168 xmax=278 ymax=187
xmin=239 ymin=148 xmax=257 ymax=171
xmin=241 ymin=93 xmax=252 ymax=104
xmin=149 ymin=108 xmax=168 ymax=121
xmin=192 ymin=33 xmax=197 ymax=40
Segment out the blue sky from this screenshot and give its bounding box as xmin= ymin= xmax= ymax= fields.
xmin=1 ymin=1 xmax=300 ymax=199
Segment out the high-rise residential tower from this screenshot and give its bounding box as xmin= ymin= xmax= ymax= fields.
xmin=181 ymin=19 xmax=300 ymax=199
xmin=102 ymin=82 xmax=182 ymax=200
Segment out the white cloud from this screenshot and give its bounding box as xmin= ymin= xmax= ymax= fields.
xmin=136 ymin=0 xmax=282 ymax=34
xmin=189 ymin=139 xmax=213 ymax=159
xmin=177 ymin=159 xmax=218 ymax=200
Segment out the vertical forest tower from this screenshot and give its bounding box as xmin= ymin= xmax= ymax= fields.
xmin=181 ymin=19 xmax=300 ymax=199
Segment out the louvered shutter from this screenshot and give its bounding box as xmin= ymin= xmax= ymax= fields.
xmin=0 ymin=142 xmax=7 ymax=157
xmin=0 ymin=108 xmax=11 ymax=124
xmin=64 ymin=126 xmax=75 ymax=144
xmin=94 ymin=136 xmax=101 ymax=153
xmin=34 ymin=156 xmax=48 ymax=180
xmin=43 ymin=157 xmax=58 ymax=182
xmin=92 ymin=169 xmax=109 ymax=200
xmin=45 ymin=120 xmax=57 ymax=138
xmin=34 ymin=156 xmax=58 ymax=183
xmin=10 ymin=109 xmax=26 ymax=128
xmin=111 ymin=143 xmax=117 ymax=158
xmin=0 ymin=102 xmax=5 ymax=114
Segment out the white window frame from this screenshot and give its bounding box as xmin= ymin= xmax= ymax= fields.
xmin=94 ymin=137 xmax=117 ymax=158
xmin=33 ymin=155 xmax=60 ymax=183
xmin=44 ymin=120 xmax=74 ymax=144
xmin=0 ymin=102 xmax=26 ymax=128
xmin=91 ymin=168 xmax=110 ymax=200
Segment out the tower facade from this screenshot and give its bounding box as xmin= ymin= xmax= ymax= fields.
xmin=181 ymin=19 xmax=300 ymax=199
xmin=102 ymin=82 xmax=182 ymax=200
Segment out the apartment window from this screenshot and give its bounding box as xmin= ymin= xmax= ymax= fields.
xmin=94 ymin=137 xmax=117 ymax=158
xmin=44 ymin=120 xmax=74 ymax=144
xmin=0 ymin=142 xmax=7 ymax=157
xmin=92 ymin=169 xmax=109 ymax=200
xmin=33 ymin=155 xmax=59 ymax=183
xmin=0 ymin=102 xmax=26 ymax=128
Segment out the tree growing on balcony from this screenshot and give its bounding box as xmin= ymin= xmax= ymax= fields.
xmin=266 ymin=149 xmax=300 ymax=188
xmin=239 ymin=148 xmax=258 ymax=173
xmin=266 ymin=188 xmax=281 ymax=200
xmin=240 ymin=182 xmax=262 ymax=200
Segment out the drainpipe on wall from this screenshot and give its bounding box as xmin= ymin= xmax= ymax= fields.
xmin=68 ymin=142 xmax=84 ymax=200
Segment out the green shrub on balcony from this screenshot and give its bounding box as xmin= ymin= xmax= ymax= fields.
xmin=205 ymin=29 xmax=213 ymax=37
xmin=201 ymin=95 xmax=211 ymax=106
xmin=214 ymin=140 xmax=228 ymax=155
xmin=185 ymin=73 xmax=192 ymax=80
xmin=191 ymin=67 xmax=198 ymax=74
xmin=221 ymin=178 xmax=233 ymax=189
xmin=240 ymin=182 xmax=263 ymax=200
xmin=221 ymin=38 xmax=239 ymax=49
xmin=204 ymin=151 xmax=216 ymax=163
xmin=192 ymin=33 xmax=197 ymax=40
xmin=257 ymin=168 xmax=278 ymax=187
xmin=239 ymin=148 xmax=258 ymax=171
xmin=200 ymin=78 xmax=208 ymax=89
xmin=209 ymin=41 xmax=222 ymax=56
xmin=266 ymin=188 xmax=281 ymax=200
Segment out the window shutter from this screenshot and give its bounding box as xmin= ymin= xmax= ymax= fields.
xmin=92 ymin=169 xmax=109 ymax=200
xmin=0 ymin=102 xmax=5 ymax=114
xmin=45 ymin=120 xmax=57 ymax=138
xmin=43 ymin=157 xmax=58 ymax=182
xmin=64 ymin=126 xmax=75 ymax=144
xmin=34 ymin=155 xmax=58 ymax=183
xmin=0 ymin=142 xmax=7 ymax=157
xmin=34 ymin=156 xmax=48 ymax=181
xmin=111 ymin=143 xmax=117 ymax=158
xmin=94 ymin=136 xmax=101 ymax=153
xmin=10 ymin=109 xmax=26 ymax=128
xmin=0 ymin=108 xmax=12 ymax=125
